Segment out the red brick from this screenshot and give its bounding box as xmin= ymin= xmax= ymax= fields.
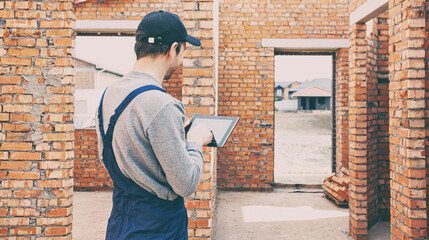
xmin=45 ymin=208 xmax=69 ymax=217
xmin=11 ymin=29 xmax=42 ymax=38
xmin=0 ymin=57 xmax=32 ymax=66
xmin=6 ymin=19 xmax=37 ymax=28
xmin=36 ymin=216 xmax=71 ymax=226
xmin=0 ymin=217 xmax=29 ymax=226
xmin=0 ymin=161 xmax=31 ymax=170
xmin=2 ymin=180 xmax=33 ymax=188
xmin=45 ymin=29 xmax=75 ymax=38
xmin=53 ymin=38 xmax=73 ymax=47
xmin=39 ymin=20 xmax=73 ymax=29
xmin=14 ymin=10 xmax=47 ymax=19
xmin=45 ymin=227 xmax=67 ymax=236
xmin=1 ymin=142 xmax=32 ymax=151
xmin=9 ymin=171 xmax=40 ymax=180
xmin=10 ymin=208 xmax=40 ymax=217
xmin=0 ymin=209 xmax=8 ymax=216
xmin=0 ymin=113 xmax=9 ymax=122
xmin=10 ymin=227 xmax=41 ymax=235
xmin=0 ymin=10 xmax=14 ymax=18
xmin=4 ymin=38 xmax=17 ymax=46
xmin=14 ymin=190 xmax=43 ymax=198
xmin=3 ymin=123 xmax=31 ymax=132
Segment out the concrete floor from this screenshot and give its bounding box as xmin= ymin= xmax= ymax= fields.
xmin=214 ymin=190 xmax=352 ymax=240
xmin=214 ymin=190 xmax=390 ymax=240
xmin=73 ymin=190 xmax=390 ymax=240
xmin=73 ymin=191 xmax=112 ymax=240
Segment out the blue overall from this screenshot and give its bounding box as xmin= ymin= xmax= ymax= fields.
xmin=98 ymin=85 xmax=188 ymax=240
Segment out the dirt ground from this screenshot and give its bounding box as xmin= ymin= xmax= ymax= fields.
xmin=274 ymin=111 xmax=332 ymax=184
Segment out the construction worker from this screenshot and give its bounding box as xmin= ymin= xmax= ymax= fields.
xmin=96 ymin=10 xmax=213 ymax=240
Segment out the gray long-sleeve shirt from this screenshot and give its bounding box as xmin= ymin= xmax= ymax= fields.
xmin=96 ymin=71 xmax=203 ymax=201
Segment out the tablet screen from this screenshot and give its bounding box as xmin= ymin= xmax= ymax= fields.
xmin=188 ymin=115 xmax=239 ymax=147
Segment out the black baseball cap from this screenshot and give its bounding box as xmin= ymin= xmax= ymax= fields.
xmin=137 ymin=10 xmax=201 ymax=47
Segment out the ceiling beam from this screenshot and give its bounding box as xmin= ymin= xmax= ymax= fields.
xmin=350 ymin=0 xmax=388 ymax=26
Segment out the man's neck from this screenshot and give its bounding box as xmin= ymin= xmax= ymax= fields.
xmin=132 ymin=56 xmax=168 ymax=84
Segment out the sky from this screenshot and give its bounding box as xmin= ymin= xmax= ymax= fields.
xmin=76 ymin=36 xmax=333 ymax=81
xmin=76 ymin=36 xmax=136 ymax=75
xmin=275 ymin=55 xmax=332 ymax=83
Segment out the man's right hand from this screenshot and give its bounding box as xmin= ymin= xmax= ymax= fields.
xmin=186 ymin=123 xmax=213 ymax=146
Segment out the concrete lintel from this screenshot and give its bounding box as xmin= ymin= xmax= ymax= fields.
xmin=350 ymin=0 xmax=388 ymax=26
xmin=76 ymin=20 xmax=139 ymax=33
xmin=261 ymin=39 xmax=349 ymax=51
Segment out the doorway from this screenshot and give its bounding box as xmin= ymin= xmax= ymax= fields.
xmin=274 ymin=53 xmax=335 ymax=185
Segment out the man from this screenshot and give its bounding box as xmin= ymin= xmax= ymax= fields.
xmin=96 ymin=10 xmax=213 ymax=240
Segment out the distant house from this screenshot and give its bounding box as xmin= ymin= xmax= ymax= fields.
xmin=274 ymin=81 xmax=301 ymax=100
xmin=289 ymin=78 xmax=332 ymax=110
xmin=75 ymin=58 xmax=123 ymax=90
xmin=74 ymin=58 xmax=123 ymax=128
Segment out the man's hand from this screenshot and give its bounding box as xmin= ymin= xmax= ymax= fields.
xmin=186 ymin=123 xmax=213 ymax=146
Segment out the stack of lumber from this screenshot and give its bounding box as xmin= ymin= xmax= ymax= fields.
xmin=322 ymin=167 xmax=349 ymax=207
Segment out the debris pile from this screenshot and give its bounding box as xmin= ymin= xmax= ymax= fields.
xmin=322 ymin=167 xmax=349 ymax=207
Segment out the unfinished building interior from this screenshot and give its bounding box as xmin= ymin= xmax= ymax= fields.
xmin=0 ymin=0 xmax=428 ymax=239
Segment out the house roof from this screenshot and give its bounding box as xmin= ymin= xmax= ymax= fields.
xmin=292 ymin=86 xmax=331 ymax=97
xmin=289 ymin=78 xmax=331 ymax=92
xmin=74 ymin=57 xmax=124 ymax=77
xmin=275 ymin=81 xmax=296 ymax=89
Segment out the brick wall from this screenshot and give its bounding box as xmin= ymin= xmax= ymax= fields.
xmin=74 ymin=128 xmax=113 ymax=191
xmin=0 ymin=0 xmax=75 ymax=238
xmin=75 ymin=0 xmax=182 ymax=20
xmin=389 ymin=0 xmax=428 ymax=239
xmin=163 ymin=65 xmax=182 ymax=101
xmin=217 ymin=0 xmax=349 ymax=191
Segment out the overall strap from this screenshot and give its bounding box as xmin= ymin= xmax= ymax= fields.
xmin=98 ymin=85 xmax=166 ymax=146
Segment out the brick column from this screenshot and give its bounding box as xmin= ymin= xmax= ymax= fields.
xmin=389 ymin=0 xmax=427 ymax=239
xmin=374 ymin=15 xmax=390 ymax=222
xmin=426 ymin=0 xmax=429 ymax=234
xmin=0 ymin=0 xmax=75 ymax=238
xmin=335 ymin=48 xmax=349 ymax=172
xmin=349 ymin=22 xmax=370 ymax=240
xmin=182 ymin=1 xmax=216 ymax=239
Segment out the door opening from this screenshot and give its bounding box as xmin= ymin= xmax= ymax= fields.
xmin=274 ymin=53 xmax=335 ymax=185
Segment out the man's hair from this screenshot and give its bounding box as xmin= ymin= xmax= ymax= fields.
xmin=134 ymin=30 xmax=183 ymax=59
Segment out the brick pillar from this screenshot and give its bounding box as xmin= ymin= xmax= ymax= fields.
xmin=389 ymin=0 xmax=427 ymax=239
xmin=182 ymin=1 xmax=216 ymax=239
xmin=349 ymin=22 xmax=370 ymax=240
xmin=365 ymin=19 xmax=379 ymax=231
xmin=426 ymin=0 xmax=429 ymax=234
xmin=335 ymin=48 xmax=349 ymax=172
xmin=0 ymin=0 xmax=75 ymax=238
xmin=374 ymin=15 xmax=390 ymax=222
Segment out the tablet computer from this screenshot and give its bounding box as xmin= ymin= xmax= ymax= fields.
xmin=185 ymin=115 xmax=239 ymax=148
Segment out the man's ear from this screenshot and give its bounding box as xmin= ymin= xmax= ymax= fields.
xmin=168 ymin=42 xmax=179 ymax=59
